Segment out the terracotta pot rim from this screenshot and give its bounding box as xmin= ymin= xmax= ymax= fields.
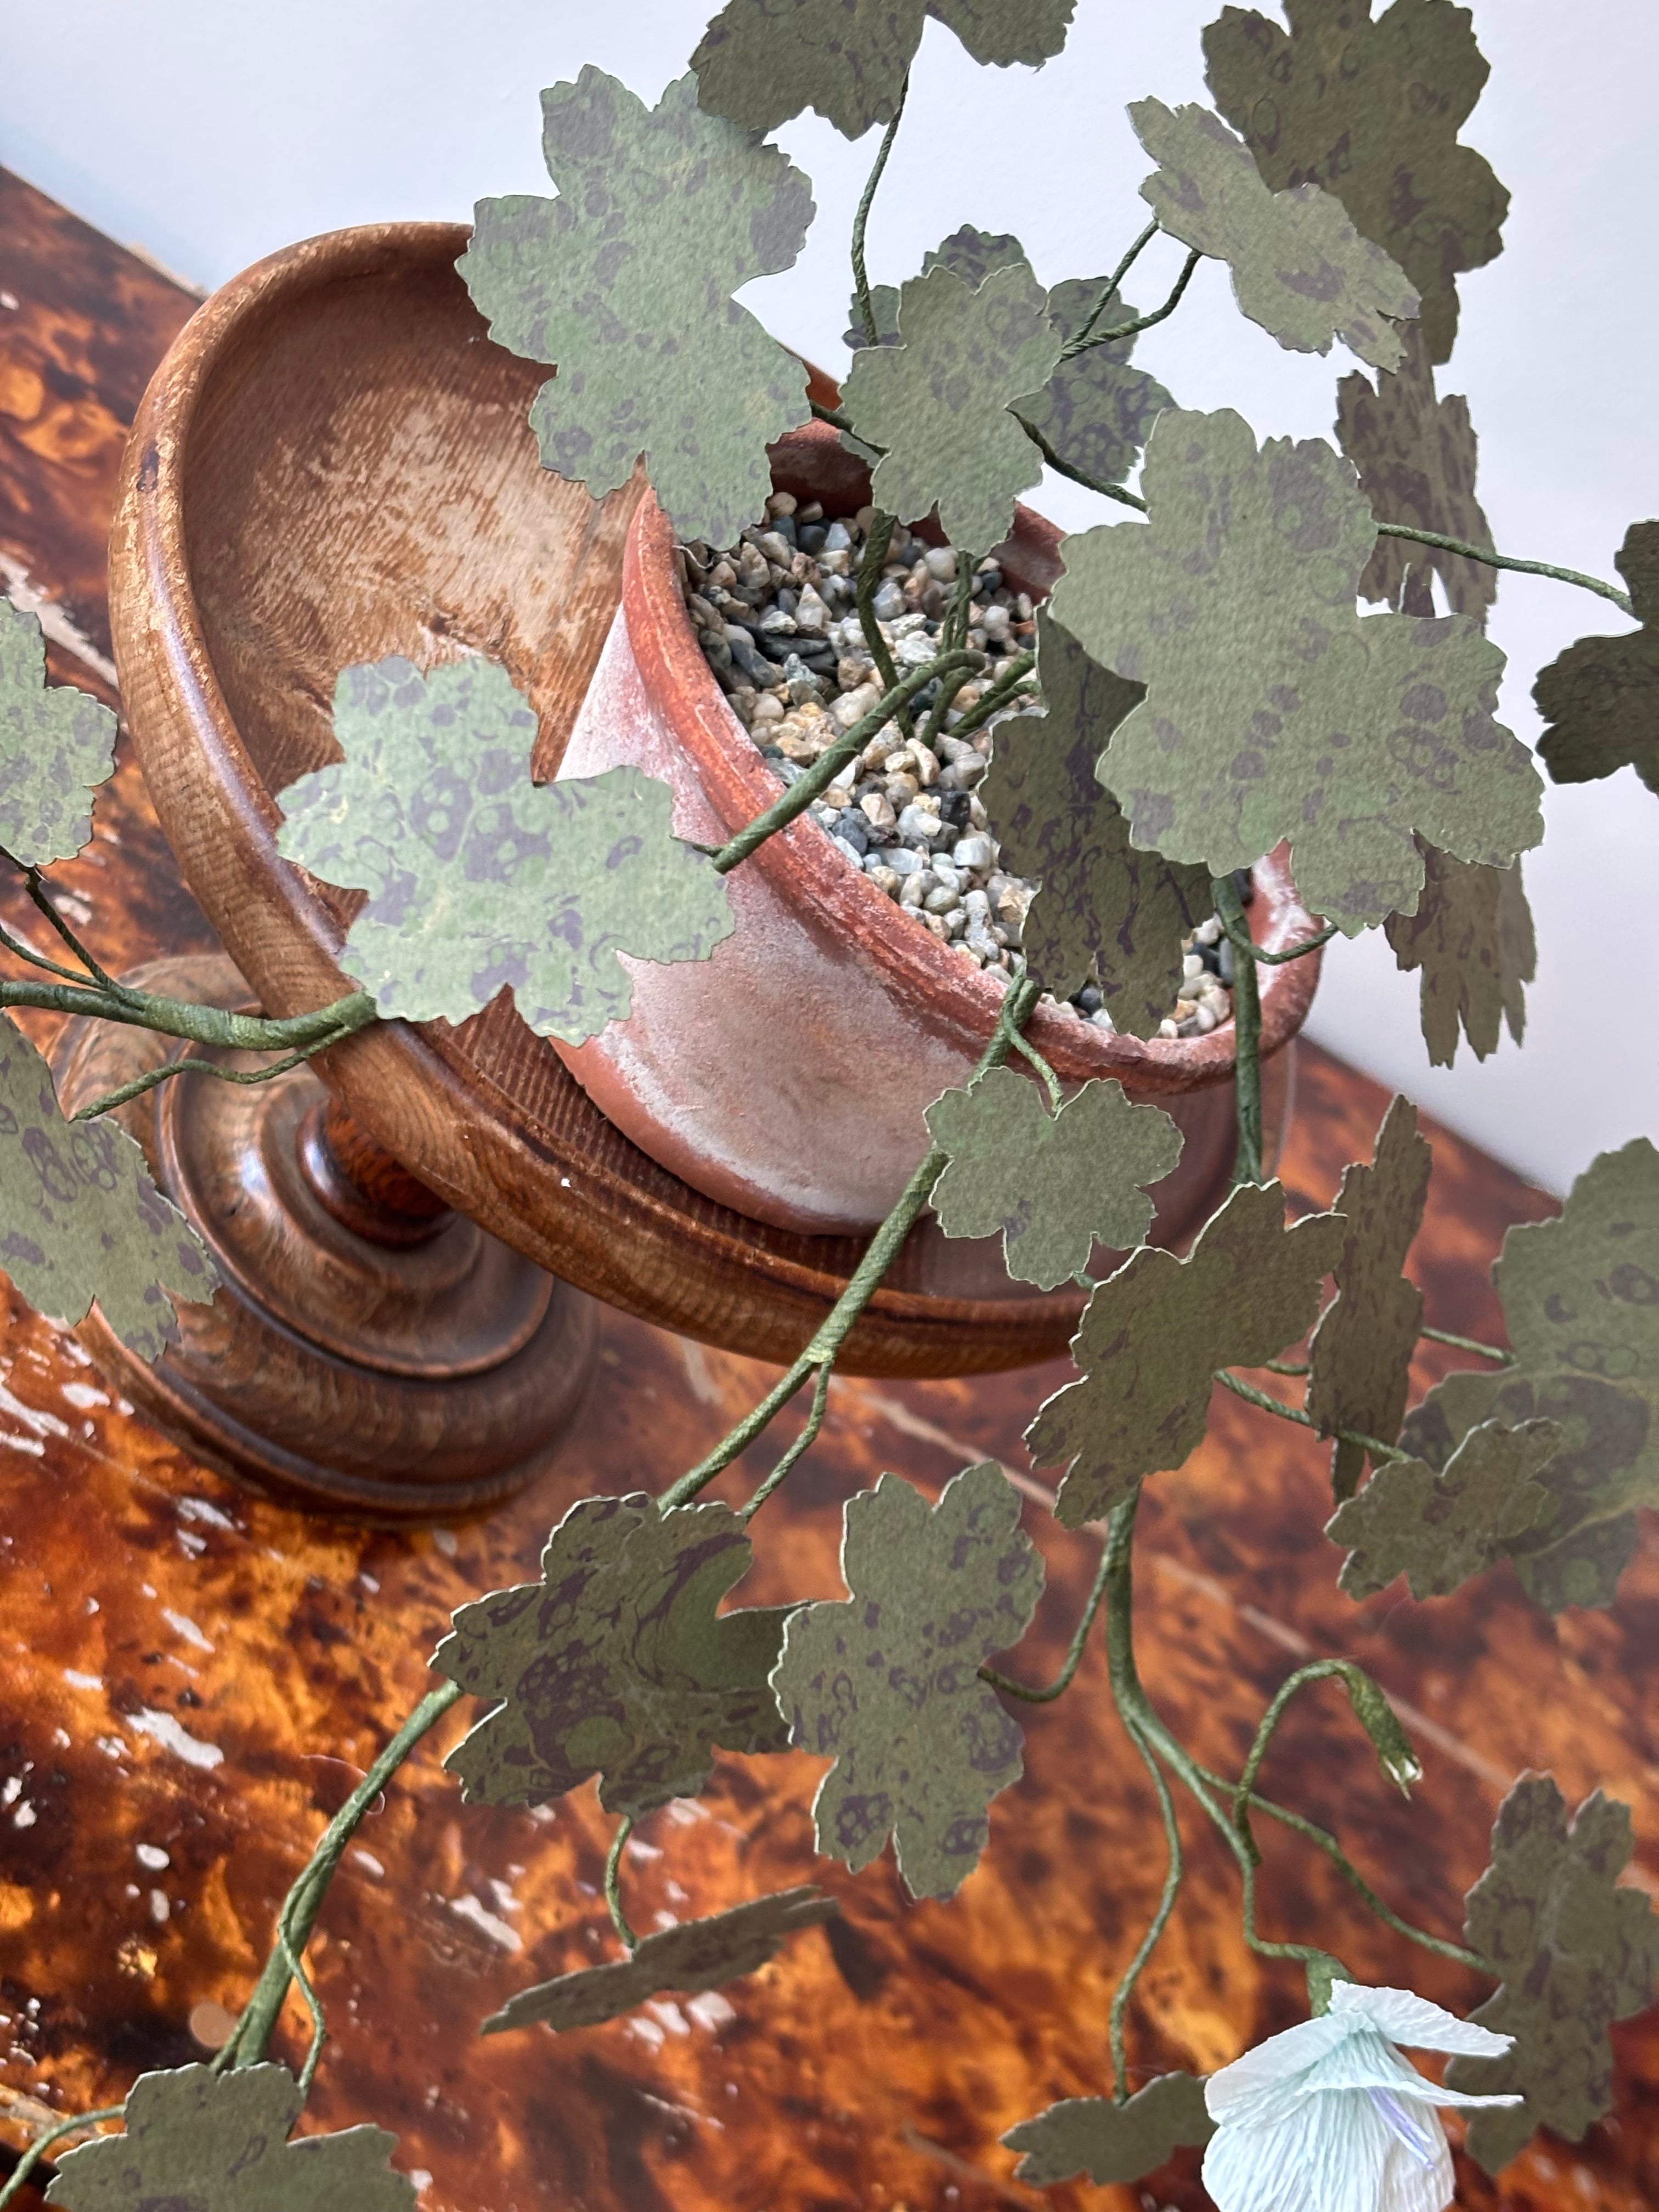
xmin=621 ymin=417 xmax=1323 ymax=1093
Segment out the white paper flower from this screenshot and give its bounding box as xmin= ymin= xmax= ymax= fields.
xmin=1201 ymin=1980 xmax=1524 ymax=2212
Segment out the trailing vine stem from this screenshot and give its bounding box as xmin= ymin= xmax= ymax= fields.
xmin=741 ymin=1360 xmax=833 ymax=1523
xmin=1057 ymin=245 xmax=1202 ymax=359
xmin=1214 ymin=1365 xmax=1408 ymax=1464
xmin=1373 ymin=524 xmax=1633 ymax=614
xmin=945 ymin=649 xmax=1035 ymax=742
xmin=1111 ymin=1714 xmax=1184 ymax=2101
xmin=0 ymin=2107 xmax=127 ymax=2210
xmin=980 ymin=1534 xmax=1112 ymax=1704
xmin=658 ymin=972 xmax=1043 ymax=1514
xmin=856 ymin=510 xmax=916 ymax=742
xmin=850 ymin=75 xmax=907 ymax=352
xmin=1071 ymin=217 xmax=1160 ymax=349
xmin=1420 ymin=1324 xmax=1513 ymax=1364
xmin=0 ymin=969 xmax=376 ymax=1075
xmin=1212 ymin=871 xmax=1263 ymax=1185
xmin=606 ymin=1817 xmax=640 ymax=1951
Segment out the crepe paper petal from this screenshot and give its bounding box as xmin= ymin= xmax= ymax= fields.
xmin=0 ymin=594 xmax=118 ymax=868
xmin=276 ymin=656 xmax=732 ymax=1047
xmin=770 ymin=1463 xmax=1043 ymax=1899
xmin=44 ymin=2063 xmax=415 ymax=2210
xmin=1308 ymin=1094 xmax=1433 ymax=1495
xmin=841 ymin=254 xmax=1062 ymax=556
xmin=1051 ymin=407 xmax=1544 ymax=933
xmin=1337 ymin=323 xmax=1497 ymax=619
xmin=1447 ymin=1775 xmax=1659 ymax=2171
xmin=1204 ymin=0 xmax=1508 ymax=365
xmin=459 ymin=67 xmax=812 ymax=546
xmin=1533 ymin=522 xmax=1659 ymax=798
xmin=1325 ymin=1417 xmax=1561 ymax=1601
xmin=1003 ymin=2072 xmax=1215 ymax=2185
xmin=926 ymin=1065 xmax=1183 ymax=1290
xmin=482 ymin=1887 xmax=837 ymax=2036
xmin=1384 ymin=838 xmax=1533 ymax=1068
xmin=1027 ymin=1181 xmax=1346 ymax=1527
xmin=0 ymin=1014 xmax=218 ymax=1367
xmin=432 ymin=1493 xmax=792 ymax=1820
xmin=693 ymin=0 xmax=1073 ymax=140
xmin=1130 ymin=99 xmax=1419 ymax=371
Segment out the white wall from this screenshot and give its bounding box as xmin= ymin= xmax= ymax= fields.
xmin=2 ymin=0 xmax=1652 ymax=1193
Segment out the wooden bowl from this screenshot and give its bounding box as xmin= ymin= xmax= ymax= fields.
xmin=110 ymin=221 xmax=1317 ymax=1378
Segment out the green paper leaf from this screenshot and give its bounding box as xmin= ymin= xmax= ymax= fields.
xmin=483 ymin=1886 xmax=838 ymax=2036
xmin=44 ymin=2063 xmax=415 ymax=2211
xmin=1027 ymin=1181 xmax=1345 ymax=1527
xmin=841 ymin=255 xmax=1061 ymax=555
xmin=1050 ymin=407 xmax=1544 ymax=932
xmin=1533 ymin=523 xmax=1659 ymax=799
xmin=459 ymin=67 xmax=812 ymax=545
xmin=925 ymin=1066 xmax=1183 ymax=1290
xmin=1203 ymin=0 xmax=1509 ymax=365
xmin=1336 ymin=321 xmax=1497 ymax=619
xmin=1384 ymin=838 xmax=1534 ymax=1068
xmin=432 ymin=1492 xmax=792 ymax=1820
xmin=771 ymin=1463 xmax=1044 ymax=1899
xmin=979 ymin=612 xmax=1209 ymax=1030
xmin=0 ymin=596 xmax=118 ymax=867
xmin=1307 ymin=1094 xmax=1432 ymax=1496
xmin=1325 ymin=1417 xmax=1560 ymax=1601
xmin=1446 ymin=1776 xmax=1659 ymax=2172
xmin=693 ymin=0 xmax=1074 ymax=140
xmin=276 ymin=655 xmax=732 ymax=1046
xmin=1130 ymin=99 xmax=1418 ymax=370
xmin=1499 ymin=1139 xmax=1659 ymax=1412
xmin=844 ymin=224 xmax=1024 ymax=351
xmin=1002 ymin=2072 xmax=1215 ymax=2186
xmin=0 ymin=1014 xmax=217 ymax=1365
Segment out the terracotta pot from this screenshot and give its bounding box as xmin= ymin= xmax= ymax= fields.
xmin=554 ymin=418 xmax=1323 ymax=1237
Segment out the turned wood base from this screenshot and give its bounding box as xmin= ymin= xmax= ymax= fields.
xmin=49 ymin=955 xmax=596 ymax=1522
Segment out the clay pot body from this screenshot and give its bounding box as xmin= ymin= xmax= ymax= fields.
xmin=555 ymin=420 xmax=1322 ymax=1238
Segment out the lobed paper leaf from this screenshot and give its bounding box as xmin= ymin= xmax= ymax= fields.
xmin=1051 ymin=407 xmax=1544 ymax=933
xmin=44 ymin=2063 xmax=414 ymax=2211
xmin=771 ymin=1463 xmax=1044 ymax=1899
xmin=459 ymin=67 xmax=812 ymax=545
xmin=844 ymin=224 xmax=1020 ymax=350
xmin=925 ymin=1066 xmax=1183 ymax=1290
xmin=841 ymin=255 xmax=1061 ymax=556
xmin=1385 ymin=837 xmax=1533 ymax=1068
xmin=432 ymin=1492 xmax=792 ymax=1820
xmin=0 ymin=595 xmax=119 ymax=867
xmin=1204 ymin=0 xmax=1509 ymax=364
xmin=1003 ymin=2073 xmax=1215 ymax=2186
xmin=276 ymin=656 xmax=732 ymax=1046
xmin=482 ymin=1887 xmax=837 ymax=2036
xmin=1307 ymin=1094 xmax=1432 ymax=1497
xmin=0 ymin=1015 xmax=217 ymax=1365
xmin=979 ymin=612 xmax=1208 ymax=1030
xmin=1325 ymin=1417 xmax=1560 ymax=1601
xmin=1446 ymin=1775 xmax=1659 ymax=2172
xmin=693 ymin=0 xmax=1074 ymax=140
xmin=1533 ymin=523 xmax=1659 ymax=799
xmin=1027 ymin=1181 xmax=1345 ymax=1527
xmin=1130 ymin=99 xmax=1419 ymax=370
xmin=1336 ymin=321 xmax=1496 ymax=618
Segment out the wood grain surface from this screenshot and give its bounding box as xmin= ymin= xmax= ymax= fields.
xmin=1 ymin=165 xmax=1656 ymax=2212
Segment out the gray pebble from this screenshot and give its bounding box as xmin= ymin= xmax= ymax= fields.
xmin=872 ymin=845 xmax=926 ymax=876
xmin=952 ymin=833 xmax=995 ymax=871
xmin=872 ymin=578 xmax=907 ymax=622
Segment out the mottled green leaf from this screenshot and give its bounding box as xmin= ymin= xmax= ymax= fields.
xmin=1004 ymin=2072 xmax=1215 ymax=2185
xmin=1130 ymin=99 xmax=1418 ymax=370
xmin=459 ymin=67 xmax=812 ymax=545
xmin=1050 ymin=407 xmax=1544 ymax=932
xmin=926 ymin=1066 xmax=1183 ymax=1290
xmin=1533 ymin=523 xmax=1659 ymax=799
xmin=1447 ymin=1776 xmax=1659 ymax=2172
xmin=1336 ymin=322 xmax=1496 ymax=619
xmin=1500 ymin=1140 xmax=1659 ymax=1416
xmin=842 ymin=255 xmax=1060 ymax=555
xmin=45 ymin=2063 xmax=414 ymax=2211
xmin=1325 ymin=1418 xmax=1559 ymax=1601
xmin=845 ymin=225 xmax=1025 ymax=351
xmin=1307 ymin=1094 xmax=1432 ymax=1496
xmin=276 ymin=656 xmax=732 ymax=1046
xmin=693 ymin=0 xmax=1074 ymax=140
xmin=1027 ymin=1181 xmax=1345 ymax=1527
xmin=1385 ymin=838 xmax=1533 ymax=1068
xmin=1204 ymin=0 xmax=1509 ymax=364
xmin=979 ymin=612 xmax=1208 ymax=1030
xmin=771 ymin=1463 xmax=1043 ymax=1899
xmin=0 ymin=1014 xmax=217 ymax=1365
xmin=483 ymin=1886 xmax=837 ymax=2036
xmin=432 ymin=1492 xmax=791 ymax=1819
xmin=0 ymin=594 xmax=118 ymax=867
